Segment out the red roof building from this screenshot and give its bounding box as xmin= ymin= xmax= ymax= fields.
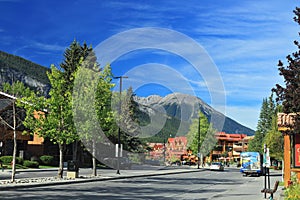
xmin=209 ymin=132 xmax=253 ymax=162
xmin=147 ymin=143 xmax=165 ymax=160
xmin=166 ymin=136 xmax=187 ymax=162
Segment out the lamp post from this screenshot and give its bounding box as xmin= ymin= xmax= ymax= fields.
xmin=197 ymin=113 xmax=201 ymax=169
xmin=114 ymin=76 xmax=128 ymax=175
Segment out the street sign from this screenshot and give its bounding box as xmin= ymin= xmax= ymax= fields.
xmin=115 ymin=144 xmax=123 ymax=157
xmin=263 ymin=147 xmax=271 ymax=168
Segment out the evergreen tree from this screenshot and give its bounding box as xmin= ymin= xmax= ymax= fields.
xmin=248 ymin=95 xmax=276 ymax=153
xmin=109 ymin=87 xmax=144 ymax=153
xmin=60 ymin=40 xmax=92 ymax=88
xmin=59 ymin=40 xmax=94 ymax=162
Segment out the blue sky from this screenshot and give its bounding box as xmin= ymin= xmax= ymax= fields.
xmin=0 ymin=0 xmax=299 ymax=130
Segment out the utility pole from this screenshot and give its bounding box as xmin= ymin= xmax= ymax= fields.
xmin=114 ymin=76 xmax=128 ymax=175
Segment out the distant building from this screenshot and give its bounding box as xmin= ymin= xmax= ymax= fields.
xmin=166 ymin=136 xmax=187 ymax=162
xmin=209 ymin=132 xmax=253 ymax=163
xmin=146 ymin=133 xmax=253 ymax=164
xmin=147 ymin=143 xmax=164 ymax=160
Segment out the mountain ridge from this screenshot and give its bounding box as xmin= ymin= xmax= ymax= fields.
xmin=134 ymin=93 xmax=255 ymax=136
xmin=0 ymin=50 xmax=50 ymax=95
xmin=0 ymin=50 xmax=255 ymax=137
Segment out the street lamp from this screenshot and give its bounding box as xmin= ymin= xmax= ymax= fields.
xmin=114 ymin=76 xmax=128 ymax=175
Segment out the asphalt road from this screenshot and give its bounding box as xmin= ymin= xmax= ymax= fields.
xmin=0 ymin=164 xmax=168 ymax=180
xmin=0 ymin=167 xmax=283 ymax=200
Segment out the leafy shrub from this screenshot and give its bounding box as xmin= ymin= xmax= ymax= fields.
xmin=39 ymin=155 xmax=54 ymax=166
xmin=285 ymin=174 xmax=300 ymax=200
xmin=0 ymin=156 xmax=23 ymax=164
xmin=16 ymin=157 xmax=23 ymax=165
xmin=23 ymin=160 xmax=39 ymax=168
xmin=0 ymin=156 xmax=13 ymax=164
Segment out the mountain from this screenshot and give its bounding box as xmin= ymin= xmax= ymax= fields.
xmin=0 ymin=51 xmax=254 ymax=138
xmin=0 ymin=50 xmax=50 ymax=95
xmin=134 ymin=93 xmax=254 ymax=140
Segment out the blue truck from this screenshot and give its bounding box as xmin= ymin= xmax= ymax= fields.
xmin=240 ymin=152 xmax=263 ymax=176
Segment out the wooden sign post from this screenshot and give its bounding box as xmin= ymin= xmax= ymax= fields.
xmin=278 ymin=113 xmax=300 ymax=187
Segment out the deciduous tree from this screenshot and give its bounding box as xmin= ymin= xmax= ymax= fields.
xmin=186 ymin=111 xmax=217 ymax=161
xmin=21 ymin=65 xmax=77 ymax=178
xmin=1 ymin=81 xmax=33 ymax=182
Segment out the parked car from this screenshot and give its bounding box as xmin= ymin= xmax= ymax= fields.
xmin=210 ymin=162 xmax=224 ymax=171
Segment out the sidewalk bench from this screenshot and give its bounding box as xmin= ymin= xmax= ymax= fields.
xmin=261 ymin=180 xmax=279 ymax=199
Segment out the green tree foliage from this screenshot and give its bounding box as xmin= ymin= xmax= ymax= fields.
xmin=186 ymin=111 xmax=217 ymax=157
xmin=73 ymin=53 xmax=115 ymax=176
xmin=272 ymin=7 xmax=300 ymax=132
xmin=28 ymin=40 xmax=92 ymax=177
xmin=94 ymin=64 xmax=115 ymax=140
xmin=20 ymin=65 xmax=77 ymax=178
xmin=59 ymin=40 xmax=94 ymax=162
xmin=1 ymin=81 xmax=34 ymax=182
xmin=264 ymin=115 xmax=283 ymax=160
xmin=248 ymin=95 xmax=276 ymax=154
xmin=2 ymin=81 xmax=33 ymax=98
xmin=60 ymin=40 xmax=92 ymax=89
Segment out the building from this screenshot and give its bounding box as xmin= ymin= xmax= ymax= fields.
xmin=147 ymin=143 xmax=164 ymax=160
xmin=0 ymin=91 xmax=45 ymax=159
xmin=166 ymin=136 xmax=187 ymax=162
xmin=147 ymin=133 xmax=253 ymax=165
xmin=209 ymin=132 xmax=253 ymax=163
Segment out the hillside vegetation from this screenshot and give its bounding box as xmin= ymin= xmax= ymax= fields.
xmin=0 ymin=50 xmax=50 ymax=84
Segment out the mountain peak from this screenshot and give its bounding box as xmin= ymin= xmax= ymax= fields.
xmin=134 ymin=92 xmax=254 ymax=136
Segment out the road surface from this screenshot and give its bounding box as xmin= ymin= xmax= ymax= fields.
xmin=0 ymin=167 xmax=283 ymax=200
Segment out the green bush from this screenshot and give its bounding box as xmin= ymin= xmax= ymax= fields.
xmin=0 ymin=156 xmax=23 ymax=164
xmin=16 ymin=157 xmax=23 ymax=165
xmin=0 ymin=156 xmax=13 ymax=164
xmin=39 ymin=155 xmax=54 ymax=166
xmin=285 ymin=174 xmax=300 ymax=200
xmin=23 ymin=160 xmax=39 ymax=168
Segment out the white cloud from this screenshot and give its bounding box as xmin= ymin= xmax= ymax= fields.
xmin=31 ymin=41 xmax=65 ymax=52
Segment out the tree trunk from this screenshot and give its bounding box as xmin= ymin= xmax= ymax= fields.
xmin=58 ymin=143 xmax=64 ymax=178
xmin=11 ymin=102 xmax=16 ymax=182
xmin=92 ymin=140 xmax=97 ymax=176
xmin=72 ymin=140 xmax=78 ymax=161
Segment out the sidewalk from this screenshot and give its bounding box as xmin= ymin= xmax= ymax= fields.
xmin=0 ymin=165 xmax=201 ymax=190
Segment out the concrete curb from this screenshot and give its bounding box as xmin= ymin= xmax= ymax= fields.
xmin=1 ymin=168 xmax=204 ymax=190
